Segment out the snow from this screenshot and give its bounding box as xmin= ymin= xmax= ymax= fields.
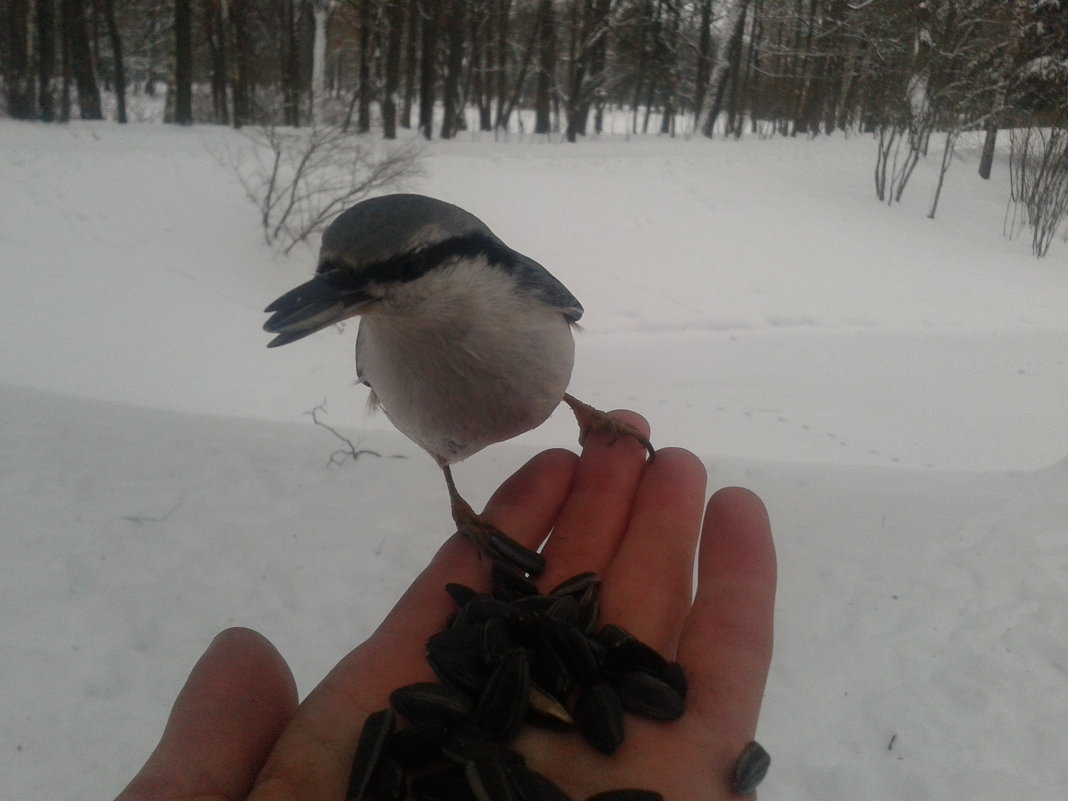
xmin=2 ymin=118 xmax=1067 ymax=800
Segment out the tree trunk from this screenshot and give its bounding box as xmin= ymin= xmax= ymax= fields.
xmin=4 ymin=0 xmax=34 ymax=118
xmin=36 ymin=0 xmax=56 ymax=121
xmin=979 ymin=0 xmax=1028 ymax=179
xmin=692 ymin=0 xmax=712 ymax=127
xmin=311 ymin=0 xmax=333 ymax=117
xmin=101 ymin=0 xmax=127 ymax=122
xmin=702 ymin=0 xmax=749 ymax=138
xmin=418 ymin=0 xmax=438 ymax=139
xmin=440 ymin=0 xmax=466 ymax=138
xmin=492 ymin=0 xmax=511 ymax=129
xmin=173 ymin=0 xmax=193 ymax=123
xmin=356 ymin=0 xmax=372 ymax=133
xmin=202 ymin=0 xmax=229 ymax=124
xmin=534 ymin=0 xmax=555 ymax=135
xmin=401 ymin=0 xmax=418 ymax=128
xmin=230 ymin=0 xmax=253 ymax=126
xmin=382 ymin=0 xmax=404 ymax=138
xmin=60 ymin=0 xmax=102 ymax=119
xmin=281 ymin=0 xmax=302 ymax=126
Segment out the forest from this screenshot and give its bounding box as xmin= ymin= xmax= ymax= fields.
xmin=4 ymin=1 xmax=1068 ymax=252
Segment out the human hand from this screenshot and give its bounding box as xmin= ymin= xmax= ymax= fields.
xmin=116 ymin=412 xmax=776 ymax=801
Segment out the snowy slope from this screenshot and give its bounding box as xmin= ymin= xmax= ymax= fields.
xmin=2 ymin=119 xmax=1068 ymax=800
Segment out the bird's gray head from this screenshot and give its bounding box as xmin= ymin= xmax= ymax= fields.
xmin=319 ymin=194 xmax=493 ymax=268
xmin=263 ymin=193 xmax=582 ymax=347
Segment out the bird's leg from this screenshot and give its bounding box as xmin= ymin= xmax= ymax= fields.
xmin=562 ymin=393 xmax=656 ymax=461
xmin=442 ymin=465 xmax=546 ymax=577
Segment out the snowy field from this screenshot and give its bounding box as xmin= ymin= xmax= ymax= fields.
xmin=2 ymin=117 xmax=1068 ymax=800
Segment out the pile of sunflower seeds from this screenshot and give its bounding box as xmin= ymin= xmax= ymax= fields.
xmin=347 ymin=565 xmax=769 ymax=800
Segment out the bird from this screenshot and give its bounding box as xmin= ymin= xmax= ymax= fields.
xmin=263 ymin=194 xmax=653 ymax=576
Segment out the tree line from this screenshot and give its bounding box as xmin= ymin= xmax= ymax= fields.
xmin=3 ymin=0 xmax=1066 ymax=147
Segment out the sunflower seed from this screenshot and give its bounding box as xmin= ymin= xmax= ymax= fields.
xmin=477 ymin=649 xmax=531 ymax=741
xmin=487 ymin=530 xmax=546 ymax=577
xmin=527 ymin=682 xmax=573 ymax=727
xmin=425 ymin=647 xmax=489 ymax=697
xmin=384 ymin=718 xmax=447 ymax=770
xmin=547 ymin=571 xmax=601 ymax=599
xmin=509 ymin=765 xmax=574 ymax=801
xmin=411 ymin=765 xmax=476 ymax=801
xmin=346 ymin=708 xmax=395 ymax=801
xmin=445 ymin=582 xmax=482 ymax=608
xmin=365 ymin=755 xmax=406 ymax=801
xmin=661 ymin=661 xmax=688 ymax=700
xmin=492 ymin=561 xmax=541 ymax=601
xmin=466 ymin=757 xmax=520 ymax=801
xmin=478 ymin=616 xmax=513 ymax=667
xmin=389 ymin=682 xmax=474 ymax=726
xmin=441 ymin=727 xmax=526 ymax=767
xmin=611 ymin=671 xmax=685 ymax=721
xmin=574 ymin=683 xmax=625 ymax=756
xmin=730 ymin=740 xmax=770 ymax=795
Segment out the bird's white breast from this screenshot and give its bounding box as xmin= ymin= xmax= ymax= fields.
xmin=355 ymin=258 xmax=576 ymax=464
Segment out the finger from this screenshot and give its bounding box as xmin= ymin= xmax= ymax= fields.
xmin=375 ymin=447 xmax=578 ymax=651
xmin=599 ymin=448 xmax=707 ymax=654
xmin=678 ymin=487 xmax=776 ymax=754
xmin=116 ymin=628 xmax=297 ymax=801
xmin=248 ymin=448 xmax=578 ymax=801
xmin=538 ymin=410 xmax=651 ymax=587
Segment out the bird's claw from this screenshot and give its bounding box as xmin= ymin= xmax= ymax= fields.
xmin=562 ymin=393 xmax=656 ymax=462
xmin=453 ymin=512 xmax=546 ymax=577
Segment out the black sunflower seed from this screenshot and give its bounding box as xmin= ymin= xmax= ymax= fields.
xmin=389 ymin=682 xmax=474 ymax=726
xmin=346 ymin=708 xmax=395 ymax=801
xmin=425 ymin=647 xmax=489 ymax=697
xmin=611 ymin=671 xmax=685 ymax=721
xmin=547 ymin=571 xmax=601 ymax=599
xmin=492 ymin=561 xmax=541 ymax=601
xmin=661 ymin=660 xmax=688 ymax=700
xmin=478 ymin=616 xmax=513 ymax=667
xmin=527 ymin=683 xmax=573 ymax=727
xmin=365 ymin=755 xmax=406 ymax=800
xmin=411 ymin=765 xmax=476 ymax=801
xmin=509 ymin=765 xmax=574 ymax=801
xmin=730 ymin=740 xmax=771 ymax=795
xmin=445 ymin=582 xmax=482 ymax=608
xmin=477 ymin=649 xmax=531 ymax=741
xmin=487 ymin=530 xmax=546 ymax=577
xmin=573 ymin=683 xmax=625 ymax=756
xmin=465 ymin=757 xmax=520 ymax=801
xmin=384 ymin=718 xmax=447 ymax=770
xmin=441 ymin=727 xmax=526 ymax=766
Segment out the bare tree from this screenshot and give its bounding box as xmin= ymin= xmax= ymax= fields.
xmin=701 ymin=0 xmax=749 ymax=138
xmin=381 ymin=0 xmax=405 ymax=138
xmin=61 ymin=0 xmax=103 ymax=119
xmin=173 ymin=0 xmax=193 ymax=124
xmin=4 ymin=0 xmax=34 ymax=118
xmin=534 ymin=0 xmax=555 ymax=135
xmin=223 ymin=120 xmax=421 ymax=253
xmin=102 ymin=0 xmax=127 ymax=123
xmin=36 ymin=0 xmax=56 ymax=120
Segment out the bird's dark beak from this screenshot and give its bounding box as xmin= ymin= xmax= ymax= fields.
xmin=263 ymin=275 xmax=372 ymax=347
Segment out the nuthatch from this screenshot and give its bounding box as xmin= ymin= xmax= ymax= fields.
xmin=264 ymin=194 xmax=653 ymax=575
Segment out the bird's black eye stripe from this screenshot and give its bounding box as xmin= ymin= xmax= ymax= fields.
xmin=320 ymin=234 xmax=516 ymax=288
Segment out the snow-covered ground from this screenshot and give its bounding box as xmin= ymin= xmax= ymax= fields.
xmin=2 ymin=118 xmax=1067 ymax=800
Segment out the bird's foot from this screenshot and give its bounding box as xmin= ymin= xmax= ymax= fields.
xmin=444 ymin=465 xmax=545 ymax=577
xmin=562 ymin=393 xmax=656 ymax=461
xmin=452 ymin=505 xmax=546 ymax=578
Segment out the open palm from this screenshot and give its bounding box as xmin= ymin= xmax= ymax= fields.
xmin=117 ymin=412 xmax=776 ymax=801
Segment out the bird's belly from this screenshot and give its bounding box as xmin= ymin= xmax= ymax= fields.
xmin=357 ymin=313 xmax=575 ymax=465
